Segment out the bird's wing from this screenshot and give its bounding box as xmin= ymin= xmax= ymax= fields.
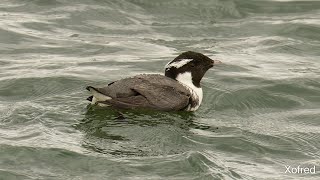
xmin=90 ymin=74 xmax=190 ymax=111
xmin=93 ymin=78 xmax=138 ymax=98
xmin=131 ymin=83 xmax=190 ymax=111
xmin=98 ymin=95 xmax=155 ymax=110
xmin=99 ymin=80 xmax=190 ymax=111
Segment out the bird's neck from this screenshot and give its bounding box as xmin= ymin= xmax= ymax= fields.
xmin=175 ymin=72 xmax=201 ymax=89
xmin=175 ymin=72 xmax=203 ymax=110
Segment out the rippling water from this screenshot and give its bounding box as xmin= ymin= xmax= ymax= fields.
xmin=0 ymin=0 xmax=320 ymax=179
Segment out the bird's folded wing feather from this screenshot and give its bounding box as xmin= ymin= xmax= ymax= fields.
xmin=99 ymin=80 xmax=190 ymax=111
xmin=99 ymin=95 xmax=155 ymax=109
xmin=131 ymin=83 xmax=190 ymax=111
xmin=99 ymin=84 xmax=190 ymax=111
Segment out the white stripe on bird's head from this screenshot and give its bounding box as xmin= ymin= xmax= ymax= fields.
xmin=165 ymin=59 xmax=193 ymax=70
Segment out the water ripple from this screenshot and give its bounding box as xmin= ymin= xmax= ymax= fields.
xmin=0 ymin=0 xmax=320 ymax=179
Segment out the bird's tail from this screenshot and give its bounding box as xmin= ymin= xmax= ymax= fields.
xmin=86 ymin=86 xmax=111 ymax=104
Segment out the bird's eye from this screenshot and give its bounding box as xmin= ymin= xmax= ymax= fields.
xmin=190 ymin=62 xmax=195 ymax=67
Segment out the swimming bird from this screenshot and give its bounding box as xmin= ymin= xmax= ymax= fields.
xmin=86 ymin=51 xmax=220 ymax=111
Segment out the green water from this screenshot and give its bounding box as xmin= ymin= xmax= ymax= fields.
xmin=0 ymin=0 xmax=320 ymax=179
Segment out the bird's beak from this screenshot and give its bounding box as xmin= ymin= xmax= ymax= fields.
xmin=209 ymin=59 xmax=222 ymax=67
xmin=213 ymin=59 xmax=222 ymax=65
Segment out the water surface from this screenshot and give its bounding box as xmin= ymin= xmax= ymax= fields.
xmin=0 ymin=0 xmax=320 ymax=179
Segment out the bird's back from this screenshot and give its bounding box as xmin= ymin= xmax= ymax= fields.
xmin=96 ymin=74 xmax=190 ymax=98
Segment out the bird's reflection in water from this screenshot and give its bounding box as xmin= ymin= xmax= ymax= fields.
xmin=74 ymin=105 xmax=218 ymax=156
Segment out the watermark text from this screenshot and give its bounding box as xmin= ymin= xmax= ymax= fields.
xmin=285 ymin=165 xmax=316 ymax=174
